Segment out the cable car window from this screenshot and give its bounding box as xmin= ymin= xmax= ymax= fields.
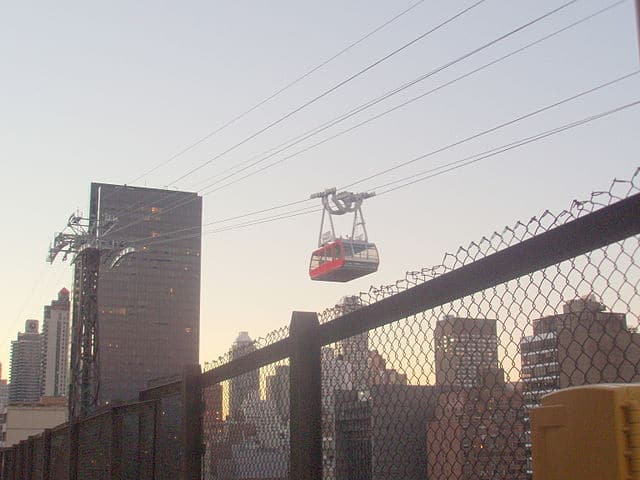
xmin=310 ymin=250 xmax=322 ymax=270
xmin=333 ymin=244 xmax=343 ymax=260
xmin=351 ymin=243 xmax=367 ymax=260
xmin=352 ymin=243 xmax=367 ymax=254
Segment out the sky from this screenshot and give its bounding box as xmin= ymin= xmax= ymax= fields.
xmin=1 ymin=0 xmax=639 ymax=373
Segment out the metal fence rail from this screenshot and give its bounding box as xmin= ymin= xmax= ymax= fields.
xmin=0 ymin=394 xmax=182 ymax=480
xmin=1 ymin=169 xmax=640 ymax=479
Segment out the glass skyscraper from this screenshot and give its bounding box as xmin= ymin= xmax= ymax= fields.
xmin=81 ymin=183 xmax=202 ymax=405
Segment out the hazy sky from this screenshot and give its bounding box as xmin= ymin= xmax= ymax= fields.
xmin=1 ymin=0 xmax=639 ymax=372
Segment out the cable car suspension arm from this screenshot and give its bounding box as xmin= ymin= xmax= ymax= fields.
xmin=310 ymin=188 xmax=375 ymax=246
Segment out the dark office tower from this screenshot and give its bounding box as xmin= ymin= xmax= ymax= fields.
xmin=228 ymin=332 xmax=260 ymax=419
xmin=79 ymin=183 xmax=202 ymax=405
xmin=434 ymin=316 xmax=498 ymax=387
xmin=42 ymin=288 xmax=70 ymax=397
xmin=9 ymin=320 xmax=44 ymax=403
xmin=334 ymin=384 xmax=436 ymax=480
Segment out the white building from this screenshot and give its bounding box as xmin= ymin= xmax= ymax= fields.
xmin=1 ymin=397 xmax=67 ymax=447
xmin=228 ymin=332 xmax=260 ymax=420
xmin=9 ymin=320 xmax=43 ymax=403
xmin=41 ymin=288 xmax=70 ymax=397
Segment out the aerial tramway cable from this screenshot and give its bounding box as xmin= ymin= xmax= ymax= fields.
xmin=132 ymin=96 xmax=640 ymax=248
xmin=103 ymin=0 xmax=589 ymax=237
xmin=123 ymin=67 xmax=640 ymax=247
xmin=101 ymin=0 xmax=493 ymax=229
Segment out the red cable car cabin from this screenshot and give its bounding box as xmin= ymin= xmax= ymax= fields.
xmin=309 ymin=239 xmax=379 ymax=282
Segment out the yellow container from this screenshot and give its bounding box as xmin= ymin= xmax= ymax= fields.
xmin=531 ymin=384 xmax=640 ymax=480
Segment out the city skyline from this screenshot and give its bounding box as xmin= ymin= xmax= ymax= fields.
xmin=2 ymin=1 xmax=640 ymax=370
xmin=4 ymin=185 xmax=640 ymax=480
xmin=195 ymin=293 xmax=639 ymax=480
xmin=4 ymin=283 xmax=635 ymax=402
xmin=2 ymin=1 xmax=640 ymax=476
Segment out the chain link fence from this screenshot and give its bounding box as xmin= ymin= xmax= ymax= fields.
xmin=315 ymin=170 xmax=640 ymax=480
xmin=2 ymin=167 xmax=639 ymax=479
xmin=202 ymin=360 xmax=291 ymax=480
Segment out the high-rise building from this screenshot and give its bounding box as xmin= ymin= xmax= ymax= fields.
xmin=205 ymin=362 xmax=287 ymax=480
xmin=520 ymin=295 xmax=640 ymax=477
xmin=41 ymin=288 xmax=70 ymax=397
xmin=367 ymin=350 xmax=408 ymax=385
xmin=228 ymin=332 xmax=260 ymax=420
xmin=266 ymin=364 xmax=290 ymax=424
xmin=336 ymin=296 xmax=369 ymax=391
xmin=206 ymin=412 xmax=288 ymax=480
xmin=322 ymin=341 xmax=409 ymax=480
xmin=427 ymin=371 xmax=527 ymax=480
xmin=334 ymin=384 xmax=437 ymax=480
xmin=434 ymin=316 xmax=498 ymax=388
xmin=322 ymin=347 xmax=354 ymax=480
xmin=9 ymin=320 xmax=43 ymax=403
xmin=76 ymin=183 xmax=202 ymax=405
xmin=202 ymin=383 xmax=224 ymax=479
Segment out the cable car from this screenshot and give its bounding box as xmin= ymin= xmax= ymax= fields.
xmin=308 ymin=188 xmax=379 ymax=282
xmin=309 ymin=239 xmax=379 ymax=282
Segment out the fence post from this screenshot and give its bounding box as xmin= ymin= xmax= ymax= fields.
xmin=68 ymin=421 xmax=79 ymax=480
xmin=12 ymin=447 xmax=18 ymax=480
xmin=42 ymin=429 xmax=52 ymax=480
xmin=19 ymin=442 xmax=26 ymax=480
xmin=12 ymin=444 xmax=18 ymax=480
xmin=4 ymin=448 xmax=10 ymax=480
xmin=0 ymin=449 xmax=4 ymax=480
xmin=151 ymin=399 xmax=161 ymax=480
xmin=181 ymin=364 xmax=202 ymax=480
xmin=289 ymin=311 xmax=322 ymax=480
xmin=110 ymin=408 xmax=122 ymax=480
xmin=5 ymin=448 xmax=12 ymax=480
xmin=0 ymin=449 xmax=6 ymax=480
xmin=7 ymin=448 xmax=13 ymax=480
xmin=18 ymin=442 xmax=26 ymax=480
xmin=26 ymin=438 xmax=34 ymax=480
xmin=10 ymin=448 xmax=16 ymax=480
xmin=11 ymin=447 xmax=17 ymax=480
